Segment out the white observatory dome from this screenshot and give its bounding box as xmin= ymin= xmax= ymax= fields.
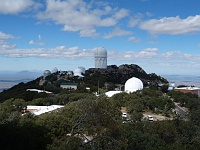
xmin=43 ymin=70 xmax=51 ymax=78
xmin=52 ymin=67 xmax=58 ymax=73
xmin=73 ymin=68 xmax=84 ymax=77
xmin=94 ymin=47 xmax=107 ymax=68
xmin=78 ymin=66 xmax=86 ymax=74
xmin=94 ymin=47 xmax=107 ymax=57
xmin=125 ymin=77 xmax=143 ymax=93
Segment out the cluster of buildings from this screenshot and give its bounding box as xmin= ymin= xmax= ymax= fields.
xmin=24 ymin=47 xmax=200 ymax=116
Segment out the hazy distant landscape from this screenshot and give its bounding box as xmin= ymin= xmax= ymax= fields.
xmin=0 ymin=70 xmax=42 ymax=92
xmin=0 ymin=70 xmax=199 ymax=92
xmin=162 ymin=75 xmax=200 ymax=87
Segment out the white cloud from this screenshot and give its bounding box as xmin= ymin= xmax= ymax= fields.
xmin=0 ymin=32 xmax=15 ymax=39
xmin=0 ymin=31 xmax=16 ymax=50
xmin=104 ymin=27 xmax=132 ymax=39
xmin=143 ymin=48 xmax=158 ymax=52
xmin=113 ymin=8 xmax=129 ymax=20
xmin=38 ymin=35 xmax=41 ymax=41
xmin=80 ymin=29 xmax=98 ymax=37
xmin=0 ymin=0 xmax=42 ymax=14
xmin=1 ymin=44 xmax=16 ymax=49
xmin=139 ymin=15 xmax=200 ymax=35
xmin=1 ymin=42 xmax=200 ymax=74
xmin=128 ymin=13 xmax=143 ymax=27
xmin=147 ymin=41 xmax=158 ymax=45
xmin=29 ymin=40 xmax=35 ymax=45
xmin=128 ymin=36 xmax=140 ymax=43
xmin=0 ymin=45 xmax=93 ymax=59
xmin=37 ymin=0 xmax=129 ymax=37
xmin=36 ymin=41 xmax=45 ymax=46
xmin=136 ymin=48 xmax=158 ymax=58
xmin=29 ymin=35 xmax=45 ymax=46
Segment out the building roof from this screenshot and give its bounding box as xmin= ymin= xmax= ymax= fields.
xmin=60 ymin=82 xmax=79 ymax=86
xmin=105 ymin=91 xmax=123 ymax=97
xmin=175 ymin=86 xmax=200 ymax=90
xmin=73 ymin=68 xmax=84 ymax=77
xmin=26 ymin=89 xmax=53 ymax=94
xmin=94 ymin=47 xmax=107 ymax=57
xmin=26 ymin=105 xmax=64 ymax=116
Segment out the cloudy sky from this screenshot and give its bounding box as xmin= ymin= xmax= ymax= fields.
xmin=0 ymin=0 xmax=200 ymax=75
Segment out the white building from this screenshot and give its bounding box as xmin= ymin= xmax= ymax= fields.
xmin=25 ymin=105 xmax=64 ymax=116
xmin=105 ymin=77 xmax=143 ymax=97
xmin=73 ymin=67 xmax=85 ymax=77
xmin=125 ymin=77 xmax=143 ymax=93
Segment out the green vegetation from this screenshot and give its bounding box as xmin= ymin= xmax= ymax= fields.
xmin=0 ymin=88 xmax=200 ymax=149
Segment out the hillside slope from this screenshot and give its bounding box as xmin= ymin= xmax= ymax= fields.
xmin=0 ymin=64 xmax=168 ymax=102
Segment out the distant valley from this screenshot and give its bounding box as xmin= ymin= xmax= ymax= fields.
xmin=162 ymin=75 xmax=200 ymax=87
xmin=0 ymin=70 xmax=42 ymax=92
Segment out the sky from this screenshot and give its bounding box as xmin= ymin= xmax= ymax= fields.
xmin=0 ymin=0 xmax=200 ymax=75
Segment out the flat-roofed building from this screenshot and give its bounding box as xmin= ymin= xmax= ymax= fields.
xmin=174 ymin=86 xmax=200 ymax=96
xmin=60 ymin=82 xmax=79 ymax=90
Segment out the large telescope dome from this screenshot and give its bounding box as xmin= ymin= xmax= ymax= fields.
xmin=94 ymin=47 xmax=107 ymax=57
xmin=125 ymin=77 xmax=143 ymax=93
xmin=94 ymin=47 xmax=107 ymax=68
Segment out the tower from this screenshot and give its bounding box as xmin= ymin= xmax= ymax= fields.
xmin=94 ymin=47 xmax=107 ymax=68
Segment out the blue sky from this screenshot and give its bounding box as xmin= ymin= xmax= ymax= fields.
xmin=0 ymin=0 xmax=200 ymax=75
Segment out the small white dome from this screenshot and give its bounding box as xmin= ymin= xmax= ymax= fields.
xmin=125 ymin=77 xmax=143 ymax=93
xmin=74 ymin=68 xmax=84 ymax=77
xmin=78 ymin=66 xmax=86 ymax=74
xmin=52 ymin=67 xmax=58 ymax=73
xmin=94 ymin=47 xmax=107 ymax=57
xmin=43 ymin=70 xmax=51 ymax=78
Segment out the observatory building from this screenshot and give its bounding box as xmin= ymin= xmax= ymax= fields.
xmin=125 ymin=77 xmax=143 ymax=93
xmin=43 ymin=70 xmax=51 ymax=79
xmin=94 ymin=47 xmax=107 ymax=69
xmin=105 ymin=77 xmax=143 ymax=97
xmin=52 ymin=67 xmax=58 ymax=73
xmin=73 ymin=66 xmax=86 ymax=77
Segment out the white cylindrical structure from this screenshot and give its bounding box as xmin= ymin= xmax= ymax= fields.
xmin=94 ymin=47 xmax=107 ymax=68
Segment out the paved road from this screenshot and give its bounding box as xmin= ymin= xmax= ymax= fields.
xmin=174 ymin=104 xmax=188 ymax=120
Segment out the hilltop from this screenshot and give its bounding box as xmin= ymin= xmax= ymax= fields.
xmin=87 ymin=64 xmax=167 ymax=85
xmin=0 ymin=64 xmax=168 ymax=102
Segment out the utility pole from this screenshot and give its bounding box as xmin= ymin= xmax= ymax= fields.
xmin=98 ymin=80 xmax=99 ymax=95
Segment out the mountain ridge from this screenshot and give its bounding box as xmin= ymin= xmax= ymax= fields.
xmin=0 ymin=64 xmax=168 ymax=102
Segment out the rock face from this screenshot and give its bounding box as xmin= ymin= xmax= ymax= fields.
xmin=86 ymin=64 xmax=168 ymax=86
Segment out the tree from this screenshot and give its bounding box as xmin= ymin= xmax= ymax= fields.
xmin=126 ymin=130 xmax=167 ymax=150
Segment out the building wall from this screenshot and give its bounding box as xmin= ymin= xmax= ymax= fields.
xmin=60 ymin=85 xmax=77 ymax=90
xmin=95 ymin=57 xmax=107 ymax=68
xmin=174 ymin=88 xmax=199 ymax=96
